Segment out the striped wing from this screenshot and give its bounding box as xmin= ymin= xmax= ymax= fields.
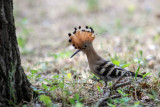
xmin=95 ymin=61 xmax=129 ymax=78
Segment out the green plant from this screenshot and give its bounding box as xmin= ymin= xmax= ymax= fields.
xmin=96 ymin=85 xmax=102 ymax=93
xmin=16 ymin=18 xmax=32 ymax=55
xmin=111 ymin=58 xmax=131 ymax=69
xmin=75 ymin=102 xmax=84 ymax=107
xmin=133 ymin=101 xmax=140 ymax=107
xmin=107 ymin=89 xmax=132 ymax=106
xmin=148 ymin=90 xmax=159 ymax=101
xmin=135 ymin=66 xmax=140 ymax=79
xmin=27 ymin=69 xmax=41 ymax=83
xmin=142 ymin=72 xmax=151 ymax=79
xmin=69 ymin=93 xmax=81 ymax=105
xmin=22 ymin=105 xmax=27 ymax=107
xmin=18 ymin=36 xmax=27 ymax=49
xmin=121 ymin=63 xmax=131 ymax=68
xmin=134 ymin=50 xmax=147 ymax=66
xmin=111 ymin=58 xmax=120 ymax=66
xmin=117 ymin=89 xmax=130 ymax=97
xmin=114 ymin=97 xmax=131 ymax=105
xmin=39 ymin=95 xmax=52 ymax=107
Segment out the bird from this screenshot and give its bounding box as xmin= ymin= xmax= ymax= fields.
xmin=68 ymin=26 xmax=143 ymax=85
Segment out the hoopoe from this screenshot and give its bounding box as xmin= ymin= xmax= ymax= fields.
xmin=68 ymin=26 xmax=143 ymax=85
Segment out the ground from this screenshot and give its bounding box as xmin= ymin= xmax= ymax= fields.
xmin=13 ymin=0 xmax=160 ymax=106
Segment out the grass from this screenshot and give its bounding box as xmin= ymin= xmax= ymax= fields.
xmin=23 ymin=48 xmax=160 ymax=106
xmin=13 ymin=0 xmax=160 ymax=106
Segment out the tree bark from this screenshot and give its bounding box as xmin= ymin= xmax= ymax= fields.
xmin=0 ymin=0 xmax=32 ymax=106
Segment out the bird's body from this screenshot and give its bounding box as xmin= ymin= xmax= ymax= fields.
xmin=68 ymin=26 xmax=143 ymax=85
xmin=84 ymin=42 xmax=142 ymax=84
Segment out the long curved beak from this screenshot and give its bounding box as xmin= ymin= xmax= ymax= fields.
xmin=70 ymin=49 xmax=81 ymax=58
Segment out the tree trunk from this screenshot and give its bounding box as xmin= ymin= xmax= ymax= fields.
xmin=0 ymin=0 xmax=32 ymax=106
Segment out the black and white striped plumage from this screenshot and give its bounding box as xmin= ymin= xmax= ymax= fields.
xmin=91 ymin=60 xmax=142 ymax=83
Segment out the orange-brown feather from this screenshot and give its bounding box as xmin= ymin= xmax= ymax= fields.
xmin=69 ymin=26 xmax=95 ymax=49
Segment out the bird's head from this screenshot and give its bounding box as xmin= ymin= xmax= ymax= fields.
xmin=68 ymin=26 xmax=95 ymax=58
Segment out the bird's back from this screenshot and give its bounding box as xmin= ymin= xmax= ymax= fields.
xmin=91 ymin=59 xmax=142 ymax=82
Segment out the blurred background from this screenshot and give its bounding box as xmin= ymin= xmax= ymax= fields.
xmin=13 ymin=0 xmax=160 ymax=106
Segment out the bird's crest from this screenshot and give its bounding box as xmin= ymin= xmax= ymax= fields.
xmin=68 ymin=26 xmax=95 ymax=49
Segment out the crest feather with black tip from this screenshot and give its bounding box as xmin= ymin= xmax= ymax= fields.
xmin=68 ymin=26 xmax=95 ymax=49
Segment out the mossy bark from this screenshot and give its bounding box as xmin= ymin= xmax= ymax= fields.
xmin=0 ymin=0 xmax=32 ymax=106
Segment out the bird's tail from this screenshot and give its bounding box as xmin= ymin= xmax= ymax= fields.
xmin=125 ymin=71 xmax=143 ymax=78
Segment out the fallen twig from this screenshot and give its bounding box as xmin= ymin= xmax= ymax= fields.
xmin=114 ymin=80 xmax=131 ymax=89
xmin=110 ymin=94 xmax=121 ymax=99
xmin=135 ymin=87 xmax=138 ymax=101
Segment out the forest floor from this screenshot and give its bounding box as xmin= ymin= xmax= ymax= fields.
xmin=14 ymin=0 xmax=160 ymax=107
